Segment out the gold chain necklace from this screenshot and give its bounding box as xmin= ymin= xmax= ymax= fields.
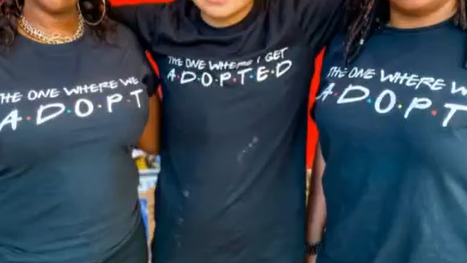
xmin=18 ymin=15 xmax=85 ymax=45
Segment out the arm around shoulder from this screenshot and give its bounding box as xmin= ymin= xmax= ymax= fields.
xmin=109 ymin=1 xmax=169 ymax=47
xmin=294 ymin=0 xmax=345 ymax=50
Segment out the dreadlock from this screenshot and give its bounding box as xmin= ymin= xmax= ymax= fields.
xmin=344 ymin=0 xmax=467 ymax=67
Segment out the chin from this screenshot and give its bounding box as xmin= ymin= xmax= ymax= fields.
xmin=37 ymin=0 xmax=78 ymax=14
xmin=195 ymin=0 xmax=253 ymax=21
xmin=390 ymin=0 xmax=455 ymax=15
xmin=202 ymin=10 xmax=235 ymax=21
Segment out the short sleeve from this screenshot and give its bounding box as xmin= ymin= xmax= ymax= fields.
xmin=142 ymin=60 xmax=160 ymax=97
xmin=136 ymin=45 xmax=160 ymax=96
xmin=293 ymin=0 xmax=344 ymax=51
xmin=109 ymin=3 xmax=168 ymax=49
xmin=118 ymin=24 xmax=161 ymax=97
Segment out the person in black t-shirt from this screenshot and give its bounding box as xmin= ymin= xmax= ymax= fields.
xmin=109 ymin=0 xmax=342 ymax=263
xmin=0 ymin=0 xmax=160 ymax=262
xmin=309 ymin=0 xmax=467 ymax=263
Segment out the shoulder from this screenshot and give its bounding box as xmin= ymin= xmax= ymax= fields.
xmin=103 ymin=23 xmax=157 ymax=86
xmin=266 ymin=0 xmax=342 ymax=19
xmin=264 ymin=0 xmax=344 ymax=48
xmin=109 ymin=22 xmax=145 ymax=51
xmin=99 ymin=22 xmax=152 ymax=69
xmin=322 ymin=34 xmax=346 ymax=68
xmin=140 ymin=0 xmax=193 ymax=24
xmin=326 ymin=34 xmax=346 ymax=57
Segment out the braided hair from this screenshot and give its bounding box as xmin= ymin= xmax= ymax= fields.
xmin=344 ymin=0 xmax=467 ymax=66
xmin=0 ymin=0 xmax=114 ymax=49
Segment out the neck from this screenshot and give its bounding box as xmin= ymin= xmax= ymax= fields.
xmin=201 ymin=2 xmax=254 ymax=28
xmin=22 ymin=3 xmax=80 ymax=36
xmin=388 ymin=0 xmax=456 ymax=29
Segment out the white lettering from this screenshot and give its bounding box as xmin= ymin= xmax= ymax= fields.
xmin=404 ymin=98 xmax=432 ymax=119
xmin=257 ymin=66 xmax=269 ymax=82
xmin=451 ymin=81 xmax=467 ymax=96
xmin=327 ymin=67 xmax=348 ymax=78
xmin=107 ymin=94 xmax=123 ymax=113
xmin=238 ymin=68 xmax=253 ymax=85
xmin=276 ymin=60 xmax=292 ymax=77
xmin=0 ymin=92 xmax=22 ymax=104
xmin=0 ymin=110 xmax=21 ymax=132
xmin=219 ymin=72 xmax=232 ymax=87
xmin=75 ymin=99 xmax=94 ymax=118
xmin=37 ymin=103 xmax=65 ymax=125
xmin=443 ymin=103 xmax=467 ymax=127
xmin=337 ymin=85 xmax=370 ymax=104
xmin=316 ymin=83 xmax=335 ymax=102
xmin=130 ymin=89 xmax=144 ymax=108
xmin=348 ymin=67 xmax=376 ymax=79
xmin=374 ymin=90 xmax=396 ymax=114
xmin=167 ymin=69 xmax=177 ymax=82
xmin=180 ymin=71 xmax=197 ymax=84
xmin=200 ymin=72 xmax=213 ymax=87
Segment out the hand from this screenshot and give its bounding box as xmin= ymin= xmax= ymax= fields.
xmin=305 ymin=255 xmax=317 ymax=263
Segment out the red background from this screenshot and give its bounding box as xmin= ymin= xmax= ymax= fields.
xmin=110 ymin=0 xmax=323 ymax=169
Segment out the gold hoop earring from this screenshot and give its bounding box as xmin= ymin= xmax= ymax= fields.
xmin=77 ymin=0 xmax=107 ymax=26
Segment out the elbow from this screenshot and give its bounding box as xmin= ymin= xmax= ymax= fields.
xmin=138 ymin=141 xmax=160 ymax=156
xmin=145 ymin=146 xmax=160 ymax=156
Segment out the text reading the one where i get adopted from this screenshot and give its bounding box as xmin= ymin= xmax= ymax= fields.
xmin=165 ymin=47 xmax=293 ymax=87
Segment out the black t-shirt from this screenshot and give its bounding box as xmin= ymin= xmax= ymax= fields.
xmin=314 ymin=20 xmax=467 ymax=263
xmin=111 ymin=1 xmax=342 ymax=262
xmin=0 ymin=25 xmax=156 ymax=263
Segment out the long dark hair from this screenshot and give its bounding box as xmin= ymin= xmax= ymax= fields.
xmin=0 ymin=0 xmax=114 ymax=49
xmin=344 ymin=0 xmax=467 ymax=66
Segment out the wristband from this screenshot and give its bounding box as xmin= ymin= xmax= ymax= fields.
xmin=306 ymin=241 xmax=321 ymax=256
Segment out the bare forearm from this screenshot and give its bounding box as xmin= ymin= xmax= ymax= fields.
xmin=307 ymin=178 xmax=326 ymax=243
xmin=306 ymin=143 xmax=327 ymax=243
xmin=138 ymin=95 xmax=161 ymax=155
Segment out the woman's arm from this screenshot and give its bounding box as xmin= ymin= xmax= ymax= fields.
xmin=109 ymin=2 xmax=169 ymax=48
xmin=306 ymin=142 xmax=327 ymax=263
xmin=293 ymin=0 xmax=344 ymax=52
xmin=138 ymin=95 xmax=161 ymax=155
